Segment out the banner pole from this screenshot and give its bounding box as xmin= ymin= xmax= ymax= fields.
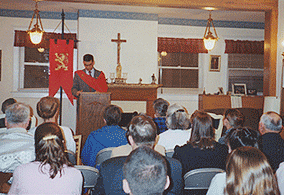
xmin=59 ymin=9 xmax=65 ymax=126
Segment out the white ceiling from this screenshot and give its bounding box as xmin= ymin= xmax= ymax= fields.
xmin=2 ymin=0 xmax=265 ymax=23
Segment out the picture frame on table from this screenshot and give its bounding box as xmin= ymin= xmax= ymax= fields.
xmin=232 ymin=84 xmax=247 ymax=95
xmin=209 ymin=55 xmax=221 ymax=72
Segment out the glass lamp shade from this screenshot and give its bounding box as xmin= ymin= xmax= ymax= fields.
xmin=29 ymin=29 xmax=43 ymax=45
xmin=203 ymin=38 xmax=217 ymax=51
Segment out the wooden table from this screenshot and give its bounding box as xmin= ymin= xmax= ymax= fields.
xmin=108 ymin=83 xmax=162 ymax=117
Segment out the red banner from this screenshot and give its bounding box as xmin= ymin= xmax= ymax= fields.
xmin=49 ymin=39 xmax=74 ymax=105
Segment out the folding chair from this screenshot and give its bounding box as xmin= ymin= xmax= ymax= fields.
xmin=95 ymin=147 xmax=114 ymax=167
xmin=75 ymin=165 xmax=99 ymax=194
xmin=207 ymin=113 xmax=224 ymax=141
xmin=73 ymin=135 xmax=82 ymax=165
xmin=165 ymin=149 xmax=175 ymax=158
xmin=184 ymin=168 xmax=224 ymax=190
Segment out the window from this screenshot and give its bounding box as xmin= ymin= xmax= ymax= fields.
xmin=228 ymin=53 xmax=264 ymax=93
xmin=158 ymin=52 xmax=198 ymax=88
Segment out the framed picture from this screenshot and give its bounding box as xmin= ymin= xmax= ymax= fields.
xmin=209 ymin=55 xmax=221 ymax=72
xmin=232 ymin=84 xmax=247 ymax=95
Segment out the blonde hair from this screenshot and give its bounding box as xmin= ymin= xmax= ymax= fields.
xmin=225 ymin=146 xmax=279 ymax=195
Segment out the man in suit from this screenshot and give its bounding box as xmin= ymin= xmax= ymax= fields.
xmin=71 ymin=54 xmax=108 ymax=98
xmin=259 ymin=111 xmax=284 ymax=171
xmin=122 ymin=146 xmax=170 ymax=195
xmin=94 ymin=115 xmax=183 ymax=195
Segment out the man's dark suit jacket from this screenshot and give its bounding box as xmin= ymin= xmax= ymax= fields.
xmin=259 ymin=133 xmax=284 ymax=171
xmin=93 ymin=156 xmax=183 ymax=195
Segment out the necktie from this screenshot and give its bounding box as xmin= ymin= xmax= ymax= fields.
xmin=88 ymin=71 xmax=92 ymax=92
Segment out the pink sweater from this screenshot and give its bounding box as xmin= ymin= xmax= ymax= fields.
xmin=8 ymin=161 xmax=82 ymax=195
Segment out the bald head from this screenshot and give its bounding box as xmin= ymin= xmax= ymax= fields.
xmin=259 ymin=112 xmax=282 ymax=134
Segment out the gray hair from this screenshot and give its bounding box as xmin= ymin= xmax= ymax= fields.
xmin=166 ymin=103 xmax=190 ymax=130
xmin=5 ymin=103 xmax=30 ymax=125
xmin=260 ymin=111 xmax=282 ymax=132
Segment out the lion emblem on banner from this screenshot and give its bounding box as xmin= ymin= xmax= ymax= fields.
xmin=55 ymin=53 xmax=69 ymax=71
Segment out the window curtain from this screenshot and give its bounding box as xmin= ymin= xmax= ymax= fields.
xmin=158 ymin=37 xmax=208 ymax=53
xmin=225 ymin=40 xmax=264 ymax=54
xmin=14 ymin=30 xmax=77 ymax=49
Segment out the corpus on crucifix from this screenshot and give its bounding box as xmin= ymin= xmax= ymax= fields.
xmin=111 ymin=33 xmax=126 ymax=79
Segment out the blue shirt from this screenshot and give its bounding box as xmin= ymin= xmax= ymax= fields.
xmin=81 ymin=125 xmax=128 ymax=167
xmin=153 ymin=117 xmax=167 ymax=134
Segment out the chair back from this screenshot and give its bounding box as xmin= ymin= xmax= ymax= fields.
xmin=75 ymin=165 xmax=99 ymax=192
xmin=95 ymin=147 xmax=114 ymax=167
xmin=184 ymin=168 xmax=224 ymax=190
xmin=73 ymin=135 xmax=82 ymax=165
xmin=65 ymin=150 xmax=77 ymax=165
xmin=166 ymin=149 xmax=174 ymax=158
xmin=207 ymin=113 xmax=224 ymax=141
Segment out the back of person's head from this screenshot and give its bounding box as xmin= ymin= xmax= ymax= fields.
xmin=127 ymin=115 xmax=157 ymax=147
xmin=35 ymin=122 xmax=71 ymax=179
xmin=225 ymin=146 xmax=279 ymax=195
xmin=83 ymin=54 xmax=94 ymax=62
xmin=226 ymin=127 xmax=259 ymax=152
xmin=166 ymin=104 xmax=190 ymax=130
xmin=37 ymin=96 xmax=60 ymax=120
xmin=123 ymin=146 xmax=169 ymax=195
xmin=5 ymin=102 xmax=30 ymax=125
xmin=153 ymin=98 xmax=169 ymax=117
xmin=189 ymin=110 xmax=215 ymax=150
xmin=1 ymin=98 xmax=17 ymax=114
xmin=224 ymin=109 xmax=244 ymax=129
xmin=103 ymin=105 xmax=122 ymax=126
xmin=260 ymin=111 xmax=282 ymax=132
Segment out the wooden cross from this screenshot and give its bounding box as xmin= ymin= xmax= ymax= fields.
xmin=111 ymin=33 xmax=127 ymax=64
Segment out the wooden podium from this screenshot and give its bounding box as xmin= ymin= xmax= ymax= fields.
xmin=77 ymin=92 xmax=111 ymax=145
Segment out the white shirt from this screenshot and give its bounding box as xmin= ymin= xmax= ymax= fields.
xmin=276 ymin=162 xmax=284 ymax=195
xmin=28 ymin=125 xmax=76 ymax=153
xmin=0 ymin=127 xmax=35 ymax=173
xmin=206 ymin=172 xmax=226 ymax=195
xmin=157 ymin=129 xmax=191 ymax=150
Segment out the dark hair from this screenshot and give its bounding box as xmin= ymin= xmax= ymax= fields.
xmin=226 ymin=127 xmax=259 ymax=151
xmin=153 ymin=98 xmax=169 ymax=117
xmin=189 ymin=111 xmax=215 ymax=150
xmin=224 ymin=109 xmax=244 ymax=128
xmin=225 ymin=146 xmax=279 ymax=195
xmin=127 ymin=115 xmax=157 ymax=147
xmin=35 ymin=122 xmax=71 ymax=179
xmin=123 ymin=146 xmax=167 ymax=195
xmin=103 ymin=105 xmax=122 ymax=126
xmin=83 ymin=54 xmax=94 ymax=62
xmin=1 ymin=98 xmax=17 ymax=113
xmin=37 ymin=96 xmax=60 ymax=120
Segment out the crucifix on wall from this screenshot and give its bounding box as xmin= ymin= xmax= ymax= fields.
xmin=111 ymin=33 xmax=127 ymax=79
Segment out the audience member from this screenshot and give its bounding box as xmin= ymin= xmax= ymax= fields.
xmin=81 ymin=105 xmax=128 ymax=167
xmin=8 ymin=122 xmax=82 ymax=194
xmin=0 ymin=98 xmax=17 ymax=132
xmin=218 ymin=108 xmax=244 ymax=144
xmin=209 ymin=147 xmax=279 ymax=195
xmin=173 ymin=110 xmax=228 ymax=175
xmin=0 ymin=103 xmax=35 ymax=193
xmin=111 ymin=113 xmax=165 ymax=158
xmin=157 ymin=103 xmax=191 ymax=150
xmin=276 ymin=162 xmax=284 ymax=194
xmin=207 ymin=127 xmax=260 ymax=194
xmin=153 ymin=98 xmax=169 ymax=134
xmin=259 ymin=111 xmax=284 ymax=171
xmin=94 ymin=115 xmax=183 ymax=195
xmin=28 ymin=96 xmax=76 ymax=153
xmin=122 ymin=146 xmax=170 ymax=195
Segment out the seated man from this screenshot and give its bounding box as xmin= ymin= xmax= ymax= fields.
xmin=94 ymin=115 xmax=183 ymax=195
xmin=123 ymin=146 xmax=170 ymax=195
xmin=152 ymin=98 xmax=169 ymax=134
xmin=259 ymin=111 xmax=284 ymax=171
xmin=0 ymin=103 xmax=35 ymax=193
xmin=81 ymin=105 xmax=128 ymax=167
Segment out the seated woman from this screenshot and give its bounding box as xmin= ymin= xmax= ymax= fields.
xmin=9 ymin=122 xmax=83 ymax=194
xmin=157 ymin=104 xmax=191 ymax=151
xmin=218 ymin=108 xmax=244 ymax=144
xmin=28 ymin=96 xmax=76 ymax=153
xmin=152 ymin=98 xmax=169 ymax=134
xmin=208 ymin=146 xmax=279 ymax=195
xmin=207 ymin=127 xmax=261 ymax=195
xmin=172 ymin=110 xmax=228 ymax=175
